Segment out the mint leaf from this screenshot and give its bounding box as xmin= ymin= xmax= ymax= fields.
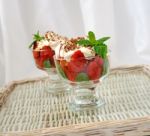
xmin=33 ymin=31 xmax=44 ymax=41
xmin=94 ymin=46 xmax=100 ymax=55
xmin=76 ymin=72 xmax=89 ymax=82
xmin=100 ymin=45 xmax=107 ymax=59
xmin=43 ymin=60 xmax=51 ymax=68
xmin=29 ymin=41 xmax=35 ymax=48
xmin=76 ymin=31 xmax=110 ymax=59
xmin=29 ymin=31 xmax=44 ymax=49
xmin=77 ymin=39 xmax=91 ymax=46
xmin=88 ymin=31 xmax=96 ymax=43
xmin=94 ymin=45 xmax=107 ymax=59
xmin=97 ymin=37 xmax=110 ymax=44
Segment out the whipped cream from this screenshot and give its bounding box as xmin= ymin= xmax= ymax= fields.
xmin=49 ymin=41 xmax=60 ymax=50
xmin=34 ymin=39 xmax=60 ymax=51
xmin=79 ymin=47 xmax=95 ymax=58
xmin=35 ymin=40 xmax=50 ymax=50
xmin=55 ymin=44 xmax=95 ymax=61
xmin=34 ymin=31 xmax=68 ymax=51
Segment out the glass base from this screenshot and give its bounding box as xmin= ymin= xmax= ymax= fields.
xmin=69 ymin=99 xmax=105 ymax=111
xmin=69 ymin=88 xmax=105 ymax=111
xmin=44 ymin=79 xmax=71 ymax=94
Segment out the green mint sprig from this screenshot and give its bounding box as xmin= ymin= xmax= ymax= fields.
xmin=43 ymin=60 xmax=51 ymax=68
xmin=76 ymin=72 xmax=89 ymax=82
xmin=29 ymin=31 xmax=45 ymax=48
xmin=77 ymin=31 xmax=110 ymax=59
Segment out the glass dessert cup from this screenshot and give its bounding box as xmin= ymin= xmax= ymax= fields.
xmin=32 ymin=48 xmax=70 ymax=94
xmin=54 ymin=55 xmax=109 ymax=111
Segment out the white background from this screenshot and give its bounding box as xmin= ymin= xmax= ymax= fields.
xmin=0 ymin=0 xmax=150 ymax=86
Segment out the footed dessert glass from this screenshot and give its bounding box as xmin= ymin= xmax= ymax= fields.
xmin=32 ymin=47 xmax=70 ymax=93
xmin=54 ymin=55 xmax=109 ymax=111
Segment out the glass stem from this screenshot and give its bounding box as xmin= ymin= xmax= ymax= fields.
xmin=69 ymin=84 xmax=105 ymax=111
xmin=46 ymin=69 xmax=59 ymax=81
xmin=74 ymin=87 xmax=97 ymax=106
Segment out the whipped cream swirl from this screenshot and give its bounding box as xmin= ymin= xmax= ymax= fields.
xmin=55 ymin=44 xmax=95 ymax=61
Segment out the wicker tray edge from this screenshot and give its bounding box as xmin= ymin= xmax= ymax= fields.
xmin=0 ymin=65 xmax=150 ymax=135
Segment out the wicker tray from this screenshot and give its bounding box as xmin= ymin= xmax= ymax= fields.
xmin=0 ymin=65 xmax=150 ymax=136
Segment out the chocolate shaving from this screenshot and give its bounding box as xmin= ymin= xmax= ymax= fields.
xmin=45 ymin=31 xmax=68 ymax=42
xmin=63 ymin=37 xmax=85 ymax=52
xmin=70 ymin=37 xmax=84 ymax=44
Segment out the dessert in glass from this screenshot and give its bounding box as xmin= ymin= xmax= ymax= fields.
xmin=29 ymin=31 xmax=70 ymax=93
xmin=54 ymin=31 xmax=110 ymax=111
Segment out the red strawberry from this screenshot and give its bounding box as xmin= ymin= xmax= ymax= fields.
xmin=33 ymin=50 xmax=40 ymax=59
xmin=60 ymin=61 xmax=78 ymax=81
xmin=87 ymin=61 xmax=102 ymax=80
xmin=68 ymin=50 xmax=86 ymax=73
xmin=68 ymin=60 xmax=86 ymax=73
xmin=50 ymin=57 xmax=55 ymax=68
xmin=35 ymin=57 xmax=44 ymax=69
xmin=33 ymin=41 xmax=38 ymax=49
xmin=64 ymin=69 xmax=77 ymax=81
xmin=60 ymin=60 xmax=68 ymax=71
xmin=51 ymin=50 xmax=55 ymax=56
xmin=40 ymin=46 xmax=54 ymax=59
xmin=94 ymin=56 xmax=103 ymax=66
xmin=71 ymin=50 xmax=85 ymax=60
xmin=59 ymin=50 xmax=87 ymax=81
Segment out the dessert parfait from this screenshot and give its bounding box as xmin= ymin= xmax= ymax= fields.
xmin=55 ymin=31 xmax=110 ymax=110
xmin=29 ymin=31 xmax=71 ymax=93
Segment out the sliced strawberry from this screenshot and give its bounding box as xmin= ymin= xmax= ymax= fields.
xmin=49 ymin=57 xmax=55 ymax=68
xmin=67 ymin=50 xmax=86 ymax=72
xmin=35 ymin=57 xmax=45 ymax=69
xmin=68 ymin=60 xmax=86 ymax=73
xmin=60 ymin=61 xmax=77 ymax=81
xmin=51 ymin=50 xmax=55 ymax=56
xmin=33 ymin=50 xmax=40 ymax=59
xmin=71 ymin=50 xmax=85 ymax=60
xmin=60 ymin=60 xmax=68 ymax=71
xmin=32 ymin=42 xmax=39 ymax=59
xmin=33 ymin=41 xmax=38 ymax=49
xmin=40 ymin=46 xmax=54 ymax=59
xmin=64 ymin=69 xmax=77 ymax=81
xmin=87 ymin=61 xmax=102 ymax=80
xmin=94 ymin=56 xmax=103 ymax=66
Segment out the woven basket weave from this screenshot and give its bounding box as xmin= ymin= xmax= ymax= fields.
xmin=0 ymin=65 xmax=150 ymax=136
